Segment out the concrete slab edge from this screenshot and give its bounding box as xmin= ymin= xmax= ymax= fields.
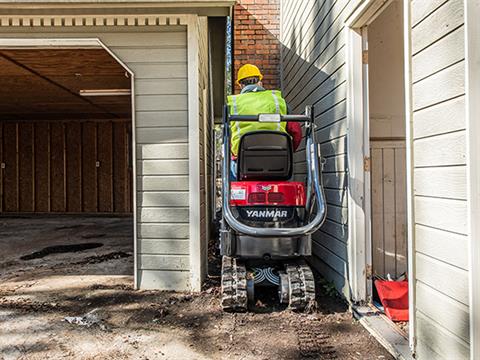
xmin=352 ymin=305 xmax=415 ymax=360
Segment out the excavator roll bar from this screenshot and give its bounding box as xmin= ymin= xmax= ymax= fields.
xmin=221 ymin=105 xmax=326 ymax=237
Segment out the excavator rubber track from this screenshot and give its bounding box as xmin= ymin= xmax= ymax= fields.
xmin=221 ymin=256 xmax=248 ymax=312
xmin=285 ymin=262 xmax=316 ymax=311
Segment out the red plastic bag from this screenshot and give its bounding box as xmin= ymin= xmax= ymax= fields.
xmin=374 ymin=279 xmax=409 ymax=322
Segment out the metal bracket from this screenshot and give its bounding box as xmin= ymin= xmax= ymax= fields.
xmin=365 ymin=264 xmax=373 ymax=280
xmin=220 ymin=228 xmax=234 ymax=256
xmin=364 ymin=156 xmax=371 ymax=172
xmin=362 ymin=50 xmax=368 ymax=64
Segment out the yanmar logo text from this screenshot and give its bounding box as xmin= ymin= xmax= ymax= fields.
xmin=245 ymin=209 xmax=288 ymax=218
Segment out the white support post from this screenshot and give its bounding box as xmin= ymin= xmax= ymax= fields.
xmin=465 ymin=1 xmax=480 ymax=358
xmin=345 ymin=25 xmax=368 ymax=303
xmin=187 ymin=14 xmax=202 ymax=292
xmin=402 ymin=0 xmax=416 ymax=352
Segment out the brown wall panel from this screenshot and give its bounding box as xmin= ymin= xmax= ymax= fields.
xmin=50 ymin=122 xmax=65 ymax=212
xmin=3 ymin=122 xmax=18 ymax=212
xmin=82 ymin=122 xmax=97 ymax=212
xmin=34 ymin=122 xmax=50 ymax=212
xmin=113 ymin=121 xmax=127 ymax=212
xmin=0 ymin=119 xmax=132 ymax=214
xmin=18 ymin=122 xmax=34 ymax=211
xmin=0 ymin=123 xmax=3 ymax=212
xmin=97 ymin=121 xmax=113 ymax=212
xmin=127 ymin=123 xmax=133 ymax=213
xmin=66 ymin=122 xmax=82 ymax=212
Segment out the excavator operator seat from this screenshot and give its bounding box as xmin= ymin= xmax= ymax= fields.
xmin=237 ymin=131 xmax=293 ymax=181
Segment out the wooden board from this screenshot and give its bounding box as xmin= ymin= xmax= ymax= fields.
xmin=50 ymin=122 xmax=65 ymax=212
xmin=66 ymin=122 xmax=82 ymax=212
xmin=113 ymin=121 xmax=128 ymax=212
xmin=34 ymin=122 xmax=50 ymax=212
xmin=3 ymin=122 xmax=18 ymax=212
xmin=382 ymin=148 xmax=396 ymax=276
xmin=371 ymin=147 xmax=385 ymax=276
xmin=82 ymin=122 xmax=98 ymax=212
xmin=18 ymin=122 xmax=34 ymax=212
xmin=0 ymin=123 xmax=3 ymax=212
xmin=97 ymin=121 xmax=113 ymax=212
xmin=370 ymin=141 xmax=408 ymax=278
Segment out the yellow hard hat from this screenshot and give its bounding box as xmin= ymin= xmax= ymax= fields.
xmin=236 ymin=64 xmax=263 ymax=85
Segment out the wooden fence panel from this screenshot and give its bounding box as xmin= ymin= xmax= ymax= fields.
xmin=370 ymin=140 xmax=408 ymax=279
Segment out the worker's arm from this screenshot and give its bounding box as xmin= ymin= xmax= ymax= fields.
xmin=285 ymin=103 xmax=302 ymax=151
xmin=287 ymin=121 xmax=302 ymax=151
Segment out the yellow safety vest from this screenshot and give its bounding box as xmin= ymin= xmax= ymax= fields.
xmin=227 ymin=90 xmax=288 ymax=156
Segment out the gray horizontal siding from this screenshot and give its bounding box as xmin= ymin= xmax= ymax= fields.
xmin=137 ymin=144 xmax=188 ymax=159
xmin=411 ymin=0 xmax=469 ymax=357
xmin=138 ymin=239 xmax=189 ymax=255
xmin=415 ymin=311 xmax=469 ymax=360
xmin=136 ymin=176 xmax=189 ymax=191
xmin=136 ymin=128 xmax=187 ymax=144
xmin=411 ymin=0 xmax=463 ymax=55
xmin=0 ymin=25 xmax=190 ymax=290
xmin=138 ymin=270 xmax=189 ymax=291
xmin=138 ymin=224 xmax=189 ymax=239
xmin=413 ymin=96 xmax=465 ymax=139
xmin=138 ymin=254 xmax=189 ymax=271
xmin=136 ymin=111 xmax=188 ymax=128
xmin=135 ymin=79 xmax=187 ymax=96
xmin=137 ymin=192 xmax=189 ymax=207
xmin=138 ymin=159 xmax=189 ymax=175
xmin=281 ymin=0 xmax=352 ymax=296
xmin=138 ymin=208 xmax=189 ymax=223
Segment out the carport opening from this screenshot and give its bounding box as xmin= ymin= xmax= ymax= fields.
xmin=0 ymin=47 xmax=134 ymax=280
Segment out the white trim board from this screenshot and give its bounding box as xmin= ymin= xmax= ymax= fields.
xmin=0 ymin=14 xmax=188 ymax=27
xmin=402 ymin=0 xmax=415 ymax=352
xmin=465 ymin=0 xmax=480 ymax=358
xmin=345 ymin=24 xmax=368 ymax=303
xmin=187 ymin=13 xmax=202 ymax=292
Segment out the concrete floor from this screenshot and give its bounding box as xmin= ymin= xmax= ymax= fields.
xmin=0 ymin=215 xmax=134 ymax=280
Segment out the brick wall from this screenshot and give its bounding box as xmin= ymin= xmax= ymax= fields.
xmin=233 ymin=0 xmax=281 ymax=93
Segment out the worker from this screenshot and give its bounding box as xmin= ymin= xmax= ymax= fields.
xmin=227 ymin=64 xmax=302 ymax=179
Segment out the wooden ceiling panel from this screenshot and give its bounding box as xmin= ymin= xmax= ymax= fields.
xmin=1 ymin=49 xmax=128 ymax=77
xmin=48 ymin=76 xmax=131 ymax=93
xmin=0 ymin=49 xmax=131 ymax=120
xmin=0 ymin=56 xmax=33 ymax=76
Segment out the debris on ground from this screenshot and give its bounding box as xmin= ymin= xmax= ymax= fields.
xmin=64 ymin=309 xmax=109 ymax=331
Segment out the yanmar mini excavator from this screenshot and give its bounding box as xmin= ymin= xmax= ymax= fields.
xmin=219 ymin=105 xmax=327 ymax=311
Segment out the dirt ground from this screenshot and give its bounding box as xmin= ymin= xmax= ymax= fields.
xmin=0 ymin=216 xmax=393 ymax=360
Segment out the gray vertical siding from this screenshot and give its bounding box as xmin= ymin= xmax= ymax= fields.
xmin=281 ymin=0 xmax=352 ymax=295
xmin=0 ymin=25 xmax=191 ymax=290
xmin=410 ymin=0 xmax=469 ymax=358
